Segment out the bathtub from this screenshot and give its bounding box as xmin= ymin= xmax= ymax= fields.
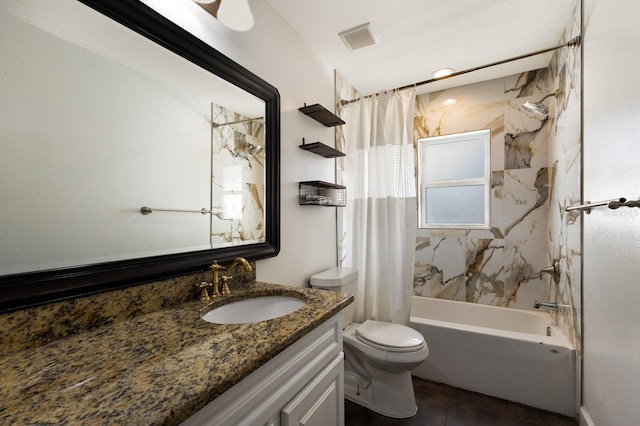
xmin=409 ymin=296 xmax=576 ymax=417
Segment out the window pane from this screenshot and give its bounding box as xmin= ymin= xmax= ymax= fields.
xmin=424 ymin=136 xmax=485 ymax=181
xmin=425 ymin=185 xmax=485 ymax=225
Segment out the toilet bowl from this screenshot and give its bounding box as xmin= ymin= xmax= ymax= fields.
xmin=343 ymin=320 xmax=429 ymax=417
xmin=310 ymin=267 xmax=429 ymax=418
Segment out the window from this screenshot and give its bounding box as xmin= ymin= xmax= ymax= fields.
xmin=418 ymin=129 xmax=490 ymax=229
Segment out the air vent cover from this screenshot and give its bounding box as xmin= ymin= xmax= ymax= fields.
xmin=339 ymin=22 xmax=378 ymax=51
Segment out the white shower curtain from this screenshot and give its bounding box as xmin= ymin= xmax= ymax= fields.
xmin=337 ymin=89 xmax=417 ymax=324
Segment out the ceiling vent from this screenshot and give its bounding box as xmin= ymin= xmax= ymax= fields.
xmin=338 ymin=22 xmax=378 ymax=51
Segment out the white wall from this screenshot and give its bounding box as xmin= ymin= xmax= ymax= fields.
xmin=582 ymin=0 xmax=640 ymax=424
xmin=144 ymin=0 xmax=339 ymax=286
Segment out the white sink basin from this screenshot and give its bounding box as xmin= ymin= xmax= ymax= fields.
xmin=202 ymin=295 xmax=306 ymax=324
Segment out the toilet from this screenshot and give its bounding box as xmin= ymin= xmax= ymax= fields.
xmin=310 ymin=267 xmax=429 ymax=418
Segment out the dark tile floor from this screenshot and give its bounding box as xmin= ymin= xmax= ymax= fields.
xmin=345 ymin=377 xmax=578 ymax=426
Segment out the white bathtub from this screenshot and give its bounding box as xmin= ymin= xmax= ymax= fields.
xmin=409 ymin=296 xmax=576 ymax=417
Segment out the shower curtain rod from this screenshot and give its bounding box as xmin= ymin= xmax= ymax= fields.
xmin=340 ymin=36 xmax=581 ymax=105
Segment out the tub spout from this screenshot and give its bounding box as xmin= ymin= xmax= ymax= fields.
xmin=534 ymin=300 xmax=559 ymax=311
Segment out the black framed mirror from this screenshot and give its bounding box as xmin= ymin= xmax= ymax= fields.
xmin=0 ymin=0 xmax=280 ymax=312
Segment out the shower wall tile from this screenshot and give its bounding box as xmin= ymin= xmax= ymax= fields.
xmin=547 ymin=1 xmax=582 ymax=353
xmin=503 ymin=238 xmax=548 ymax=308
xmin=211 ymin=104 xmax=265 ymax=247
xmin=428 ymin=237 xmax=467 ymax=301
xmin=503 ymin=167 xmax=549 ymax=240
xmin=489 ymin=171 xmax=505 ymax=238
xmin=548 ymin=241 xmax=581 ymax=352
xmin=490 ymin=125 xmax=507 ymax=173
xmin=549 ymin=145 xmax=581 ymax=248
xmin=415 ymin=80 xmax=504 ymax=173
xmin=413 ymin=94 xmax=430 ymax=140
xmin=412 ymin=68 xmax=554 ymax=310
xmin=413 ymin=236 xmax=466 ymax=301
xmin=465 ymin=238 xmax=505 ymax=305
xmin=504 ymin=69 xmax=554 ymax=102
xmin=413 ymin=237 xmax=431 ymax=296
xmin=504 ymin=69 xmax=554 ymax=170
xmin=504 ymin=99 xmax=551 ymax=170
xmin=424 ymin=228 xmax=465 ymax=239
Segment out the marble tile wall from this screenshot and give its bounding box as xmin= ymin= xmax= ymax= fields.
xmin=211 ymin=104 xmax=266 ymax=248
xmin=335 ymin=67 xmax=571 ymax=311
xmin=412 ymin=3 xmax=582 ymax=347
xmin=412 ymin=5 xmax=581 ymax=352
xmin=546 ymin=3 xmax=582 ymax=352
xmin=412 ymin=69 xmax=553 ymax=310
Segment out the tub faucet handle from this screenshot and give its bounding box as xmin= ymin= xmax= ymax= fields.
xmin=540 ymin=259 xmax=560 ymax=284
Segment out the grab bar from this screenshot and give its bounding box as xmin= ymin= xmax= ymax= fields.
xmin=565 ymin=197 xmax=640 ymax=214
xmin=141 ymin=206 xmax=210 ymax=215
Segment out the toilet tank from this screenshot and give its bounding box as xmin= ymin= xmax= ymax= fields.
xmin=310 ymin=267 xmax=358 ymax=327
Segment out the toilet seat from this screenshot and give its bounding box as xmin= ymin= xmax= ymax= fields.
xmin=355 ymin=320 xmax=426 ymax=353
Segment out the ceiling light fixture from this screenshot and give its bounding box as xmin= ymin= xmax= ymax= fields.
xmin=194 ymin=0 xmax=254 ymax=32
xmin=431 ymin=68 xmax=455 ymax=79
xmin=443 ymin=98 xmax=457 ymax=106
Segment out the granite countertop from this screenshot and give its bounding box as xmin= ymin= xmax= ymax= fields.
xmin=0 ymin=282 xmax=352 ymax=425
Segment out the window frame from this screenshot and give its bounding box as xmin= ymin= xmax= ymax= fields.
xmin=417 ymin=129 xmax=491 ymax=229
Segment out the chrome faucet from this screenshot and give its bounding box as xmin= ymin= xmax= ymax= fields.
xmin=540 ymin=259 xmax=561 ymax=284
xmin=534 ymin=300 xmax=559 ymax=311
xmin=210 ymin=257 xmax=252 ymax=296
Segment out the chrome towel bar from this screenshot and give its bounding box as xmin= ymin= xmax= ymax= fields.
xmin=565 ymin=197 xmax=640 ymax=214
xmin=141 ymin=206 xmax=210 ymax=215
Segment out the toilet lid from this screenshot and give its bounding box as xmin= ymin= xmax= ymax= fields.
xmin=355 ymin=320 xmax=425 ymax=352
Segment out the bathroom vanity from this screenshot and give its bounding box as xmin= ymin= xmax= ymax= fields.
xmin=0 ymin=282 xmax=352 ymax=425
xmin=183 ymin=309 xmax=344 ymax=425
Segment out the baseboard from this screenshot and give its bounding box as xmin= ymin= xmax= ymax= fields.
xmin=580 ymin=406 xmax=595 ymax=426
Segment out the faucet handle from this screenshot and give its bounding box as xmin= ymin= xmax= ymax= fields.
xmin=539 ymin=265 xmax=555 ymax=278
xmin=195 ymin=281 xmax=212 ymax=302
xmin=221 ymin=275 xmax=232 ymax=295
xmin=539 ymin=259 xmax=561 ymax=284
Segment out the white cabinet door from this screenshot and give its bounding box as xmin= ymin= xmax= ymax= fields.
xmin=181 ymin=314 xmax=343 ymax=426
xmin=281 ymin=354 xmax=344 ymax=426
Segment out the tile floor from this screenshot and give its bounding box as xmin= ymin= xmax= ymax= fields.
xmin=344 ymin=377 xmax=578 ymax=426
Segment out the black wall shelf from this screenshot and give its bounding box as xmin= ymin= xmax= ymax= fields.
xmin=299 ymin=140 xmax=345 ymax=158
xmin=298 ymin=104 xmax=346 ymax=206
xmin=298 ymin=103 xmax=345 ymax=127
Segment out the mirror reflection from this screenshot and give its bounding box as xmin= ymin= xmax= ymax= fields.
xmin=210 ymin=103 xmax=265 ymax=248
xmin=0 ymin=0 xmax=267 ymax=276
